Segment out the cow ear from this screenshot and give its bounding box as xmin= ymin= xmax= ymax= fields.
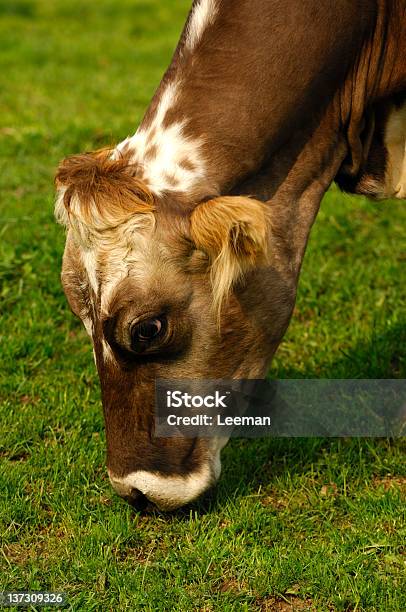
xmin=190 ymin=196 xmax=270 ymax=314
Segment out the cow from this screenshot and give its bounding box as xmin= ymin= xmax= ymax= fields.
xmin=55 ymin=0 xmax=406 ymax=511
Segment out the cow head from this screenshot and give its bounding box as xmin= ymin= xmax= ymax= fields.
xmin=55 ymin=150 xmax=294 ymax=510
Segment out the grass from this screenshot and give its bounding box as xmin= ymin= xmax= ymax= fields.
xmin=0 ymin=1 xmax=405 ymax=610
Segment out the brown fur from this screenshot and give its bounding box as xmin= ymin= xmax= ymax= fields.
xmin=190 ymin=196 xmax=270 ymax=316
xmin=56 ymin=0 xmax=406 ymax=509
xmin=55 ymin=149 xmax=155 ymax=230
xmin=336 ymin=93 xmax=406 ymax=197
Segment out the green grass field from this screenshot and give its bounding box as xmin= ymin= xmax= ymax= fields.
xmin=1 ymin=1 xmax=405 ymax=610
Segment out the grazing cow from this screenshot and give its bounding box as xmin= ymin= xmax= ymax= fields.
xmin=55 ymin=0 xmax=406 ymax=510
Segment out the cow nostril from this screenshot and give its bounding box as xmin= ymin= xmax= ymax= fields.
xmin=125 ymin=488 xmax=149 ymax=512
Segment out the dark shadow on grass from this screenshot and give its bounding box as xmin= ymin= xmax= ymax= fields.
xmin=275 ymin=319 xmax=406 ymax=379
xmin=129 ymin=438 xmax=368 ymax=520
xmin=0 ymin=1 xmax=35 ymax=18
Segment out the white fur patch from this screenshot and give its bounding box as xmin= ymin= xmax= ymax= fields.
xmin=186 ymin=0 xmax=218 ymax=50
xmin=83 ymin=316 xmax=93 ymax=337
xmin=138 ymin=121 xmax=205 ymax=195
xmin=54 ymin=185 xmax=68 ymax=227
xmin=101 ymin=338 xmax=114 ymax=362
xmin=384 ymin=103 xmax=406 ymax=199
xmin=81 ymin=248 xmax=99 ymax=295
xmin=98 ymin=215 xmax=156 ymax=312
xmin=116 ymin=82 xmax=206 ymax=197
xmin=154 ymin=81 xmax=178 ymax=125
xmin=109 ymin=464 xmax=213 ymax=511
xmin=108 ymin=438 xmax=228 ymax=510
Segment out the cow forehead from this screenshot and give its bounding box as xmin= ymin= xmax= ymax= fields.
xmin=70 ymin=218 xmax=196 ymax=364
xmin=76 ymin=217 xmax=189 ymax=316
xmin=70 ymin=220 xmax=151 ymax=307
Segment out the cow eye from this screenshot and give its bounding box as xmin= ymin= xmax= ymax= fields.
xmin=130 ymin=316 xmax=166 ymax=351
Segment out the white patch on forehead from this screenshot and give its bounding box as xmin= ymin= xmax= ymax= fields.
xmin=186 ymin=0 xmax=218 ymax=50
xmin=98 ymin=218 xmax=155 ymax=314
xmin=116 ymin=81 xmax=206 ymax=197
xmin=81 ymin=248 xmax=98 ymax=294
xmin=63 ymin=214 xmax=155 ymax=365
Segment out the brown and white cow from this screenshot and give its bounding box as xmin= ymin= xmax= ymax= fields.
xmin=55 ymin=0 xmax=406 ymax=510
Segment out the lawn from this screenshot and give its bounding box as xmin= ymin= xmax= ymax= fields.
xmin=0 ymin=1 xmax=405 ymax=610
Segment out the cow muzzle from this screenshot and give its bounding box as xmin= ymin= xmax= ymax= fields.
xmin=108 ymin=461 xmax=220 ymax=511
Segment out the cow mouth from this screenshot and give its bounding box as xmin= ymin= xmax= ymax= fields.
xmin=108 ymin=438 xmax=229 ymax=511
xmin=125 ymin=488 xmax=150 ymax=512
